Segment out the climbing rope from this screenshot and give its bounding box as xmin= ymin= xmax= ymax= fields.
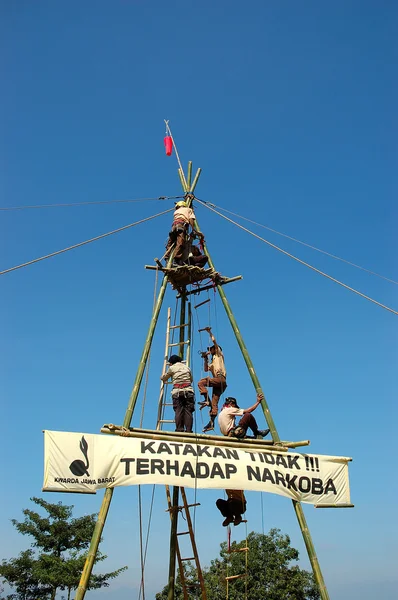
xmin=196 ymin=199 xmax=398 ymax=316
xmin=0 ymin=207 xmax=173 ymax=276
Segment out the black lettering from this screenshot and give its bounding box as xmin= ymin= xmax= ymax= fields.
xmin=285 ymin=474 xmax=298 ymax=491
xmin=225 ymin=463 xmax=238 ymax=478
xmin=213 ymin=447 xmax=226 ymax=459
xmin=275 ymin=455 xmax=288 ymax=469
xmin=120 ymin=457 xmax=135 ymax=475
xmin=298 ymin=476 xmax=311 ymax=493
xmin=169 ymin=443 xmax=183 ymax=454
xmin=324 ymin=478 xmax=337 ymax=495
xmin=197 ymin=446 xmax=211 ymax=458
xmin=312 ymin=478 xmax=324 ymax=495
xmin=247 ymin=466 xmax=261 ymax=481
xmin=196 ymin=462 xmax=210 ymax=478
xmin=182 ymin=444 xmax=197 ymax=457
xmin=274 ymin=470 xmax=286 ymax=487
xmin=263 ymin=453 xmax=275 ymax=465
xmin=287 ymin=455 xmax=301 ymax=470
xmin=225 ymin=449 xmax=239 ymax=461
xmin=262 ymin=468 xmax=275 ymax=484
xmin=166 ymin=460 xmax=179 ymax=475
xmin=158 ymin=442 xmax=172 ymax=455
xmin=247 ymin=452 xmax=258 ymax=462
xmin=141 ymin=441 xmax=156 ymax=454
xmin=150 ymin=459 xmax=165 ymax=475
xmin=210 ymin=462 xmax=225 ymax=479
xmin=180 ymin=461 xmax=195 ymax=477
xmin=137 ymin=458 xmax=149 ymax=475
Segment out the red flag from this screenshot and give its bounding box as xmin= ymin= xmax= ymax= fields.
xmin=164 ymin=136 xmax=173 ymax=156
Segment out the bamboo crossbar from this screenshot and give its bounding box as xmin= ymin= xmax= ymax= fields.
xmin=100 ymin=424 xmax=310 ymax=451
xmin=314 ymin=504 xmax=355 ymax=509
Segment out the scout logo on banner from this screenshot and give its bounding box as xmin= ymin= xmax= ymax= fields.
xmin=43 ymin=431 xmax=352 ymax=506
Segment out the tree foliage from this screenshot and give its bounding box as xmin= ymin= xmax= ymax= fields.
xmin=0 ymin=497 xmax=127 ymax=600
xmin=156 ymin=529 xmax=320 ymax=600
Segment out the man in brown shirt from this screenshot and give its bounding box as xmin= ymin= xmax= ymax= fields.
xmin=198 ymin=327 xmax=227 ymax=433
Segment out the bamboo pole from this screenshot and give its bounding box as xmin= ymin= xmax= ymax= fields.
xmin=187 ymin=161 xmax=193 ymax=189
xmin=293 ymin=501 xmax=330 ymax=600
xmin=75 ymin=488 xmax=113 ymax=599
xmin=189 ymin=168 xmax=202 ymax=193
xmin=167 ymin=485 xmax=180 ymax=600
xmin=76 ymin=260 xmax=173 ymax=600
xmin=178 ymin=168 xmax=188 ymax=192
xmin=100 ymin=426 xmax=310 ymax=451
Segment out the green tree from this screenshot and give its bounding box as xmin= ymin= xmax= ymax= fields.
xmin=156 ymin=529 xmax=320 ymax=600
xmin=0 ymin=497 xmax=127 ymax=600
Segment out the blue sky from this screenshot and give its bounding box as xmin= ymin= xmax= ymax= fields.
xmin=1 ymin=1 xmax=397 ymax=599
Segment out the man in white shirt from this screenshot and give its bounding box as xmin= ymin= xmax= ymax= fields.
xmin=161 ymin=355 xmax=195 ymax=433
xmin=198 ymin=327 xmax=227 ymax=433
xmin=218 ymin=394 xmax=270 ymax=439
xmin=163 ymin=200 xmax=197 ymax=263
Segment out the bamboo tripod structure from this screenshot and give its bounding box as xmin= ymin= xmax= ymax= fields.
xmin=75 ymin=161 xmax=330 ymax=600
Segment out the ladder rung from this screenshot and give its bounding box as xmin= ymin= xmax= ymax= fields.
xmin=184 ymin=502 xmax=201 ymax=509
xmin=177 ymin=531 xmax=190 ymax=536
xmin=158 ymin=419 xmax=175 ymax=423
xmin=168 ymin=340 xmax=190 ymax=347
xmin=181 ymin=557 xmax=195 ymax=561
xmin=229 ymin=547 xmax=249 ymax=553
xmin=225 ymin=574 xmax=247 ymax=581
xmin=164 ymin=402 xmax=174 ymax=406
xmin=170 ymin=323 xmax=189 ymax=329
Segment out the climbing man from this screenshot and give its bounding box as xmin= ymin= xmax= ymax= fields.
xmin=216 ymin=490 xmax=247 ymax=527
xmin=163 ymin=200 xmax=198 ymax=264
xmin=197 ymin=327 xmax=227 ymax=433
xmin=218 ymin=394 xmax=270 ymax=439
xmin=161 ymin=355 xmax=195 ymax=433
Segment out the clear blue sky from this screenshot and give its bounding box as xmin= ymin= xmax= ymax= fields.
xmin=1 ymin=1 xmax=397 ymax=599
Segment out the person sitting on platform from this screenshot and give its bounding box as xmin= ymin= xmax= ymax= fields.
xmin=186 ymin=243 xmax=208 ymax=268
xmin=198 ymin=327 xmax=227 ymax=433
xmin=163 ymin=200 xmax=197 ymax=265
xmin=161 ymin=355 xmax=195 ymax=433
xmin=216 ymin=489 xmax=247 ymax=527
xmin=218 ymin=394 xmax=270 ymax=439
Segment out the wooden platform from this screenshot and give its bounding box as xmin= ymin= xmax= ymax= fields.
xmin=163 ymin=264 xmax=221 ymax=291
xmin=146 ymin=262 xmax=231 ymax=293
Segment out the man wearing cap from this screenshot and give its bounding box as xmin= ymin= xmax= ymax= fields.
xmin=161 ymin=355 xmax=195 ymax=433
xmin=163 ymin=200 xmax=197 ymax=264
xmin=198 ymin=327 xmax=227 ymax=433
xmin=218 ymin=394 xmax=270 ymax=439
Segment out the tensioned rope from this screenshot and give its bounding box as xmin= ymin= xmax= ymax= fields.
xmin=0 ymin=207 xmax=173 ymax=276
xmin=203 ymin=202 xmax=397 ymax=286
xmin=0 ymin=195 xmax=183 ymax=211
xmin=196 ymin=199 xmax=398 ymax=316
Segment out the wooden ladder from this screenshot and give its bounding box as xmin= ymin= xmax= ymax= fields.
xmin=157 ymin=306 xmax=207 ymax=599
xmin=226 ymin=540 xmax=249 ymax=599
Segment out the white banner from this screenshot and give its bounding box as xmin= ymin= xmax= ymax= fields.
xmin=43 ymin=431 xmax=351 ymax=506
